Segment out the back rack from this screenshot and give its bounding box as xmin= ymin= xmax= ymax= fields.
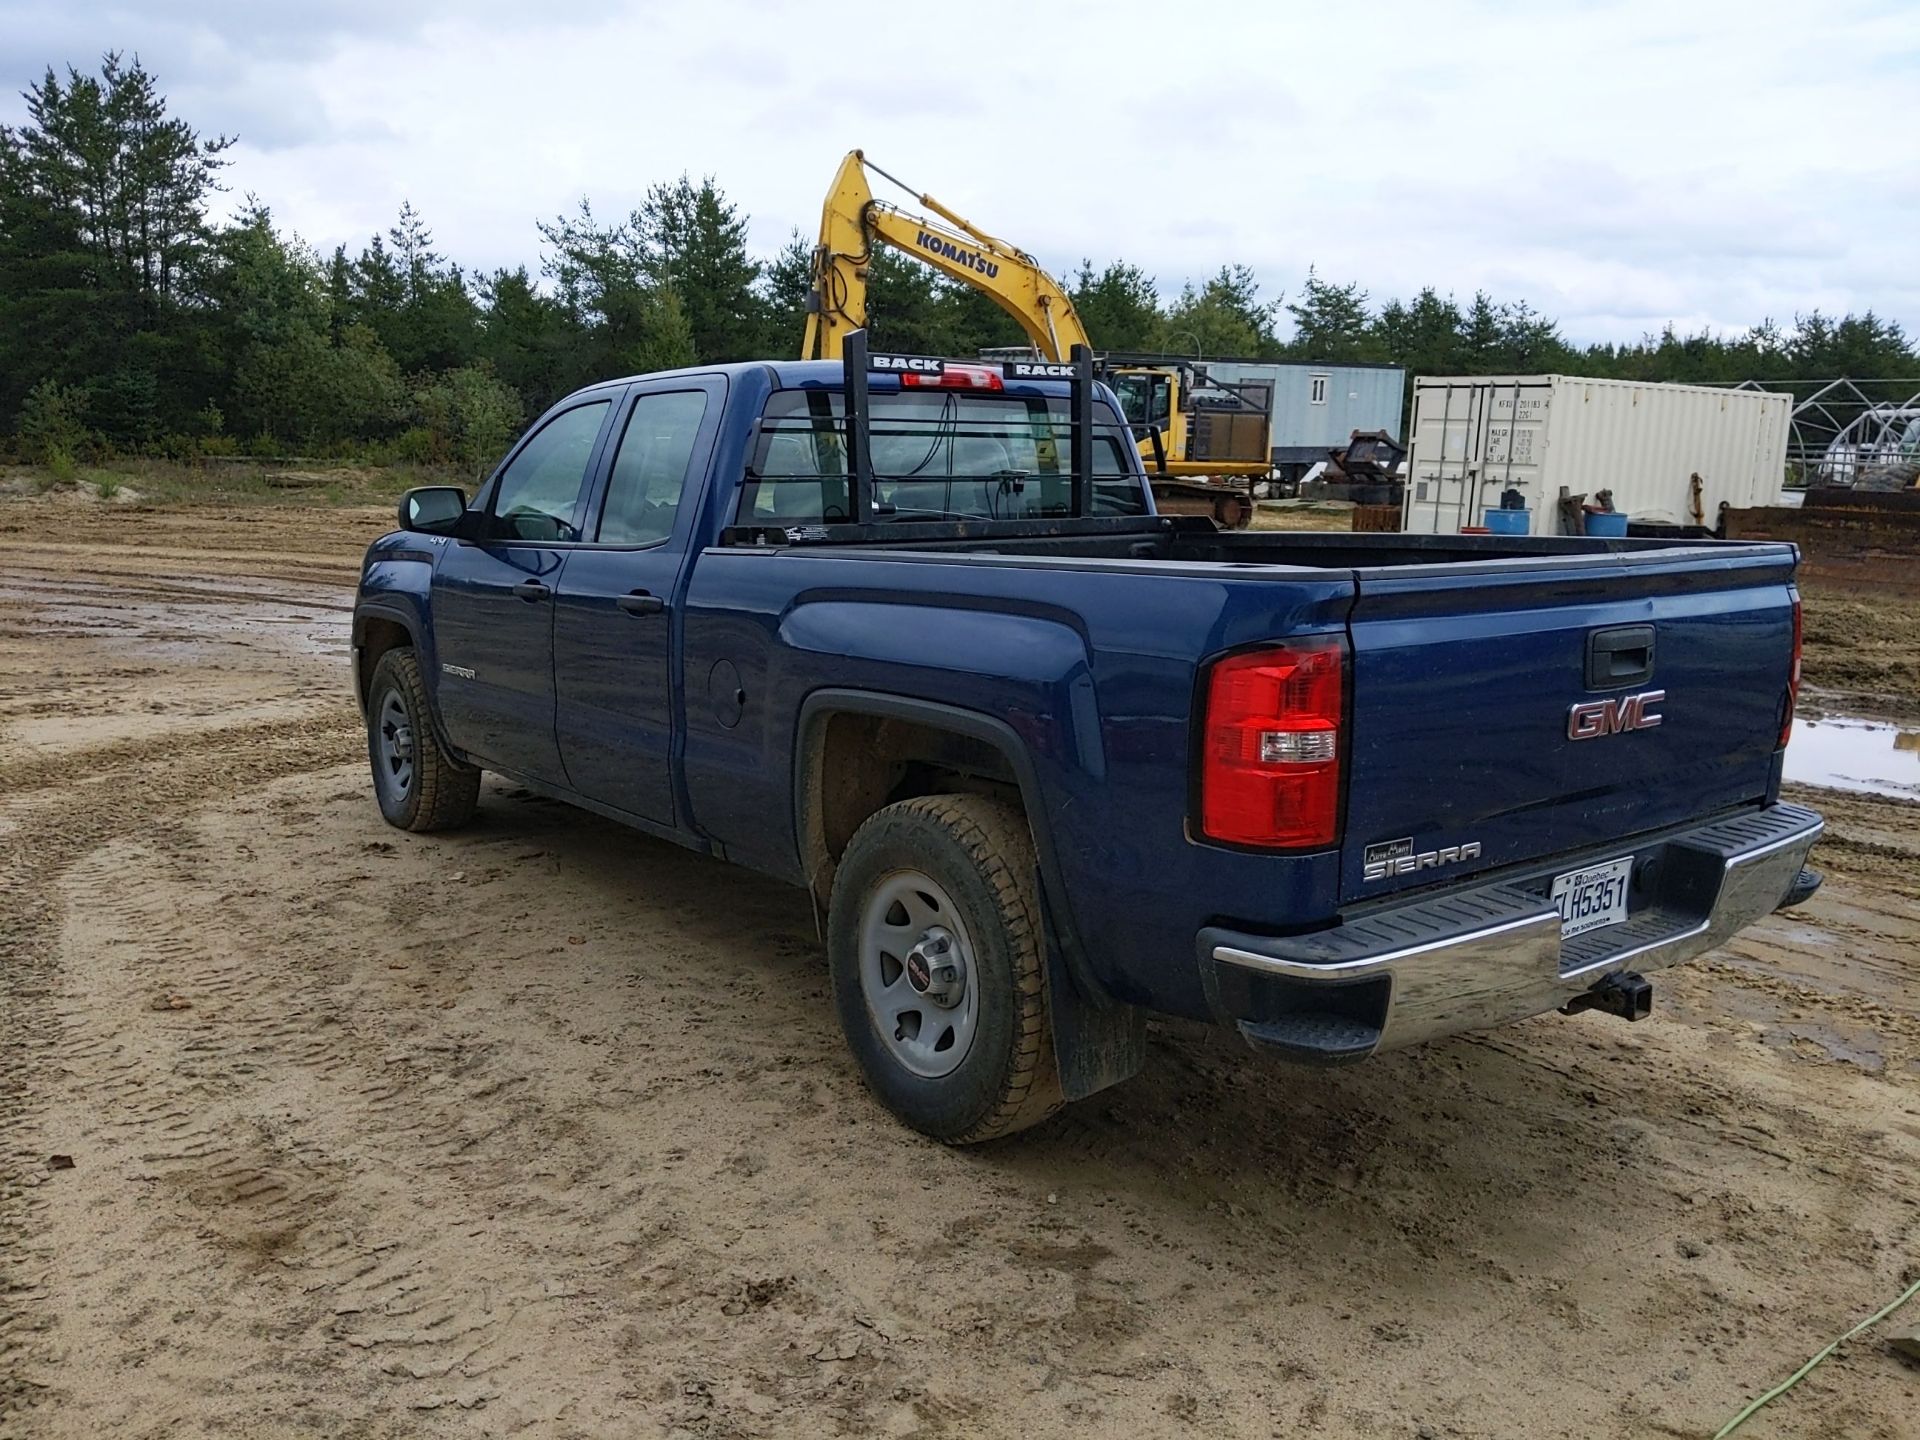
xmin=720 ymin=329 xmax=1174 ymax=548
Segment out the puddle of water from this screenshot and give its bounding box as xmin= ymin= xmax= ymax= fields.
xmin=1785 ymin=714 xmax=1920 ymax=800
xmin=0 ymin=575 xmax=348 ymax=660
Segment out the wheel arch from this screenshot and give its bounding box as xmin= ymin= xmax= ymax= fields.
xmin=352 ymin=605 xmax=416 ymax=714
xmin=797 ymin=690 xmax=1145 ymax=1102
xmin=351 ymin=604 xmax=466 ymax=765
xmin=794 ymin=689 xmax=1085 ymax=978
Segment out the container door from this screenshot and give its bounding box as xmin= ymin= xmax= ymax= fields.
xmin=1404 ymin=381 xmax=1554 ymax=535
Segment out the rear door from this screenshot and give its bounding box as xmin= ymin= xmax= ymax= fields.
xmin=552 ymin=377 xmax=725 ymax=824
xmin=432 ymin=396 xmax=615 ymax=779
xmin=1338 ymin=546 xmax=1797 ymax=903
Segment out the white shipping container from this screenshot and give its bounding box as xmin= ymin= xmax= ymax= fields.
xmin=1400 ymin=375 xmax=1790 ymax=536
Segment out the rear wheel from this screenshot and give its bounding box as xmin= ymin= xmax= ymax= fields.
xmin=828 ymin=794 xmax=1062 ymax=1144
xmin=366 ymin=648 xmax=480 ymax=832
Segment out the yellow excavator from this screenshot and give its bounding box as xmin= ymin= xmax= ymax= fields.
xmin=800 ymin=150 xmax=1272 ymax=527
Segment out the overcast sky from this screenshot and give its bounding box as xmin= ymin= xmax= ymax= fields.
xmin=3 ymin=0 xmax=1915 ymax=347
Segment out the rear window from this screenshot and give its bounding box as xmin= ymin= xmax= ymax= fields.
xmin=740 ymin=389 xmax=1146 ymax=525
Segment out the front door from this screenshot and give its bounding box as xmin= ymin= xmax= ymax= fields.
xmin=432 ymin=396 xmax=614 ymax=780
xmin=553 ymin=379 xmax=724 ymax=823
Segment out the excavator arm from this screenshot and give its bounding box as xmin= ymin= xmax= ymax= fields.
xmin=801 ymin=150 xmax=1093 ymax=362
xmin=799 ymin=150 xmax=1270 ymax=526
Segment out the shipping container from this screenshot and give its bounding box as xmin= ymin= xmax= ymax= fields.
xmin=1135 ymin=358 xmax=1406 ymax=475
xmin=1402 ymin=375 xmax=1790 ymax=536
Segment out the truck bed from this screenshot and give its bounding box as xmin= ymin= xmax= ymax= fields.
xmin=742 ymin=517 xmax=1779 ymax=571
xmin=684 ymin=523 xmax=1798 ymax=1017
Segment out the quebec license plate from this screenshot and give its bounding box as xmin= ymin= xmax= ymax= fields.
xmin=1551 ymin=856 xmax=1633 ymax=939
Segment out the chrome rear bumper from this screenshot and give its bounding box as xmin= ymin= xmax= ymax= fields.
xmin=1201 ymin=803 xmax=1823 ymax=1063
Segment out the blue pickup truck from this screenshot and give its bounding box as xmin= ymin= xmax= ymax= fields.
xmin=353 ymin=337 xmax=1823 ymax=1143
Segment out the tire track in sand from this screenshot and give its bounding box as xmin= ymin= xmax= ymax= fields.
xmin=0 ymin=712 xmax=357 ymax=1429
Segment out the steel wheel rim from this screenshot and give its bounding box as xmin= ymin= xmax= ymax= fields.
xmin=375 ymin=687 xmax=415 ymax=801
xmin=858 ymin=869 xmax=980 ymax=1079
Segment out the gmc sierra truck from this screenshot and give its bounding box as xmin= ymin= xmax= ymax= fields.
xmin=352 ymin=336 xmax=1823 ymax=1143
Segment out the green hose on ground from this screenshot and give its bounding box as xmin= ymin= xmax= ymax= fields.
xmin=1711 ymin=1272 xmax=1920 ymax=1438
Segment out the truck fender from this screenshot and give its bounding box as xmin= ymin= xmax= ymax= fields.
xmin=350 ymin=599 xmax=467 ymax=764
xmin=794 ymin=689 xmax=1145 ymax=1101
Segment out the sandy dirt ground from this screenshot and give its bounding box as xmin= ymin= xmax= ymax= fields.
xmin=2 ymin=495 xmax=1918 ymax=1439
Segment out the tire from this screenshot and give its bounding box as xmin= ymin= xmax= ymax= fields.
xmin=365 ymin=648 xmax=480 ymax=832
xmin=828 ymin=794 xmax=1062 ymax=1144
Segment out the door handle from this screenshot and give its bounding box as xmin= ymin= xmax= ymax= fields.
xmin=617 ymin=590 xmax=666 ymax=616
xmin=512 ymin=579 xmax=549 ymax=602
xmin=1585 ymin=624 xmax=1655 ymax=689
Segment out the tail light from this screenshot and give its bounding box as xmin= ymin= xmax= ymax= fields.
xmin=1778 ymin=592 xmax=1803 ymax=749
xmin=1199 ymin=638 xmax=1346 ymax=848
xmin=902 ymin=364 xmax=1003 ymax=391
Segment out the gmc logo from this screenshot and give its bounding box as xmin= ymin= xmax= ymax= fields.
xmin=1568 ymin=689 xmax=1665 ymax=741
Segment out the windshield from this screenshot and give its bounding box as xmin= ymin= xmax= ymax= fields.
xmin=1107 ymin=372 xmax=1171 ymax=430
xmin=740 ymin=388 xmax=1147 ymax=525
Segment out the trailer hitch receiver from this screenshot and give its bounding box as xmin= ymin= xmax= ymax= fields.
xmin=1561 ymin=970 xmax=1653 ymax=1022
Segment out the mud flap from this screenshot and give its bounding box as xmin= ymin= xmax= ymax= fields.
xmin=1041 ymin=890 xmax=1145 ymax=1101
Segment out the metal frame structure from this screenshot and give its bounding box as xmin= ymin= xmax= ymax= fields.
xmin=722 ymin=330 xmax=1163 ymax=548
xmin=1733 ymin=376 xmax=1920 ymax=486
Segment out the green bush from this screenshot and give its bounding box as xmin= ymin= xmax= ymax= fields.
xmin=392 ymin=426 xmax=437 ymax=464
xmin=18 ymin=380 xmax=92 ymax=463
xmin=41 ymin=445 xmax=78 ymax=487
xmin=230 ymin=324 xmax=408 ymax=451
xmin=409 ymin=365 xmax=522 ymax=475
xmin=94 ymin=472 xmax=123 ymax=500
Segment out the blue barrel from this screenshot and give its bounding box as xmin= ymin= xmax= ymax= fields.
xmin=1483 ymin=507 xmax=1530 ymax=535
xmin=1585 ymin=511 xmax=1629 ymax=537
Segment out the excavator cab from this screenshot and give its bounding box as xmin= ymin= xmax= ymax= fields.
xmin=1105 ymin=369 xmax=1175 ymax=437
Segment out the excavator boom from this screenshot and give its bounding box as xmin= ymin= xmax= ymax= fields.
xmin=800 ymin=151 xmax=1273 ymax=526
xmin=802 ymin=150 xmax=1092 ymax=362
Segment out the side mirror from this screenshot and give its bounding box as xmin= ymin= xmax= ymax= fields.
xmin=398 ymin=486 xmax=469 ymax=536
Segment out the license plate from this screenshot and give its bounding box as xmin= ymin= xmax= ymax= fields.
xmin=1551 ymin=856 xmax=1633 ymax=938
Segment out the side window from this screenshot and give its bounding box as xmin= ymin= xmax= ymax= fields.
xmin=596 ymin=390 xmax=711 ymax=545
xmin=1309 ymin=374 xmax=1330 ymax=406
xmin=1148 ymin=376 xmax=1172 ymax=427
xmin=488 ymin=400 xmax=609 ymax=541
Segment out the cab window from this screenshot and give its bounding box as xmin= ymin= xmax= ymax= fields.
xmin=741 ymin=389 xmax=1144 ymax=525
xmin=596 ymin=390 xmax=710 ymax=545
xmin=486 ymin=400 xmax=609 ymax=542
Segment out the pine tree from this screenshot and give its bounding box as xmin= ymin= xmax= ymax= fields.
xmin=477 ymin=265 xmax=579 ymax=415
xmin=636 ymin=175 xmax=764 ymax=362
xmin=1070 ymin=261 xmax=1162 ymax=352
xmin=1285 ymin=268 xmax=1373 ymax=362
xmin=0 ymin=53 xmax=232 ymax=432
xmin=1163 ymin=265 xmax=1279 ymax=357
xmin=757 ymin=229 xmax=812 ymax=354
xmin=537 ymin=198 xmax=692 ymax=378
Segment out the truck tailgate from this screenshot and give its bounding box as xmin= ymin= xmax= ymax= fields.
xmin=1339 ymin=545 xmax=1797 ymax=904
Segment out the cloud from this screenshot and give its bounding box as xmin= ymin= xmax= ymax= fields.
xmin=2 ymin=0 xmax=1914 ymax=345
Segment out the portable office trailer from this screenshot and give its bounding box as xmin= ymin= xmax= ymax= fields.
xmin=1154 ymin=359 xmax=1406 ymax=474
xmin=1401 ymin=375 xmax=1790 ymax=535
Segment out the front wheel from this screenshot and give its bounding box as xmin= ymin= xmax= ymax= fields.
xmin=828 ymin=795 xmax=1062 ymax=1144
xmin=365 ymin=648 xmax=480 ymax=832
